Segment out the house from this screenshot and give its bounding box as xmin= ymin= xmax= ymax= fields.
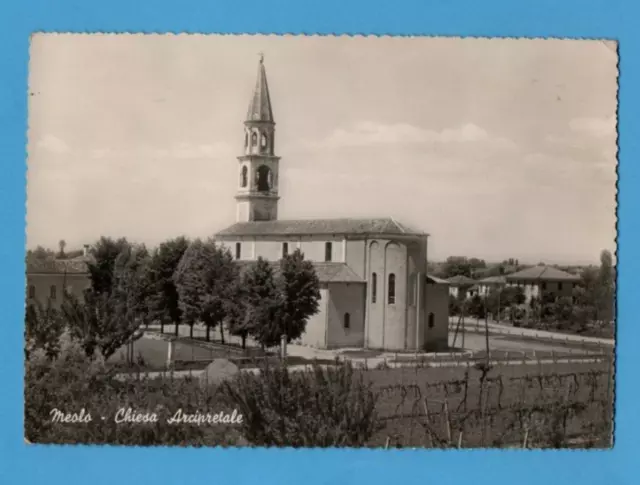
xmin=474 ymin=275 xmax=507 ymax=297
xmin=446 ymin=275 xmax=477 ymax=299
xmin=26 ymin=246 xmax=93 ymax=310
xmin=215 ymin=57 xmax=449 ymax=351
xmin=504 ymin=265 xmax=580 ymax=302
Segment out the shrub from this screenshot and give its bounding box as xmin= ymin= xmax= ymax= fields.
xmin=25 ymin=346 xmax=242 ymax=446
xmin=219 ymin=361 xmax=381 ymax=447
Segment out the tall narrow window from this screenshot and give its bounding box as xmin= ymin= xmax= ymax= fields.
xmin=325 ymin=242 xmax=332 ymax=262
xmin=344 ymin=313 xmax=351 ymax=329
xmin=235 ymin=242 xmax=241 ymax=260
xmin=428 ymin=312 xmax=435 ymax=329
xmin=28 ymin=285 xmax=35 ymax=299
xmin=50 ymin=285 xmax=57 ymax=301
xmin=388 ymin=274 xmax=396 ymax=304
xmin=282 ymin=242 xmax=288 ymax=258
xmin=261 ymin=133 xmax=268 ymax=148
xmin=251 ymin=132 xmax=258 ymax=147
xmin=371 ymin=273 xmax=377 ymax=303
xmin=240 ymin=166 xmax=248 ymax=187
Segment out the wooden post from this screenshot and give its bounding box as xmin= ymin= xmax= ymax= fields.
xmin=522 ymin=425 xmax=529 ymax=448
xmin=166 ymin=339 xmax=174 ymax=370
xmin=457 ymin=431 xmax=463 ymax=448
xmin=280 ymin=334 xmax=287 ymax=360
xmin=443 ymin=399 xmax=452 ymax=445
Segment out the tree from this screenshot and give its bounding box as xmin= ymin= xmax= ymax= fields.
xmin=442 ymin=256 xmax=473 ymax=278
xmin=174 ymin=238 xmax=238 ymax=342
xmin=238 ymin=258 xmax=282 ymax=349
xmin=147 ymin=237 xmax=190 ymax=335
xmin=25 ymin=299 xmax=64 ymax=360
xmin=26 ymin=246 xmax=55 ymax=262
xmin=597 ymin=250 xmax=615 ymax=325
xmin=468 ymin=294 xmax=486 ymax=321
xmin=87 ymin=237 xmax=130 ymax=294
xmin=267 ymin=249 xmax=321 ymax=347
xmin=57 ymin=239 xmax=67 ymax=259
xmin=62 ymin=244 xmax=149 ymax=360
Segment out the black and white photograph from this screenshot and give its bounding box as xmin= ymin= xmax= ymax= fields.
xmin=25 ymin=34 xmax=617 ymax=448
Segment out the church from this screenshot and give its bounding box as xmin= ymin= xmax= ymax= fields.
xmin=216 ymin=57 xmax=449 ymax=351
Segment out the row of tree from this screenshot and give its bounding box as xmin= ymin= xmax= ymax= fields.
xmin=26 ymin=236 xmax=321 ymax=361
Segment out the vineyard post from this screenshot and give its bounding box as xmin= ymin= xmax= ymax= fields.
xmin=457 ymin=431 xmax=463 ymax=448
xmin=443 ymin=399 xmax=452 ymax=445
xmin=522 ymin=423 xmax=529 ymax=449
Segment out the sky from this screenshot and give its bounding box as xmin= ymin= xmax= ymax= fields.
xmin=26 ymin=35 xmax=618 ymax=264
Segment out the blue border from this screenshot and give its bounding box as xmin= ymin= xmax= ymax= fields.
xmin=0 ymin=1 xmax=635 ymax=484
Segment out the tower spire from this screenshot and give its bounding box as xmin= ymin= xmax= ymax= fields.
xmin=246 ymin=54 xmax=274 ymax=122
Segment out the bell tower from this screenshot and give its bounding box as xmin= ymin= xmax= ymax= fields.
xmin=236 ymin=54 xmax=280 ymax=222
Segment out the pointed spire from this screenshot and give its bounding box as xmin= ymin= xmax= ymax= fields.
xmin=246 ymin=54 xmax=274 ymax=122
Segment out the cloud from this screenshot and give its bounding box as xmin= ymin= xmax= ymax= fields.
xmin=568 ymin=116 xmax=616 ymax=138
xmin=35 ymin=134 xmax=70 ymax=154
xmin=304 ymin=121 xmax=517 ymax=151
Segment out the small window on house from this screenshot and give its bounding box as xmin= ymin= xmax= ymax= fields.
xmin=428 ymin=312 xmax=435 ymax=329
xmin=542 ymin=282 xmax=547 ymax=291
xmin=325 ymin=242 xmax=332 ymax=262
xmin=282 ymin=242 xmax=288 ymax=258
xmin=371 ymin=272 xmax=377 ymax=303
xmin=388 ymin=274 xmax=396 ymax=304
xmin=50 ymin=285 xmax=57 ymax=300
xmin=558 ymin=282 xmax=563 ymax=291
xmin=251 ymin=132 xmax=258 ymax=147
xmin=28 ymin=285 xmax=35 ymax=299
xmin=235 ymin=242 xmax=241 ymax=260
xmin=344 ymin=313 xmax=351 ymax=329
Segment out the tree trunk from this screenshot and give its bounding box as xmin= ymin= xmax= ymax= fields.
xmin=160 ymin=321 xmax=164 ymax=334
xmin=189 ymin=324 xmax=194 ymax=339
xmin=206 ymin=325 xmax=211 ymax=342
xmin=220 ymin=324 xmax=225 ymax=344
xmin=174 ymin=321 xmax=179 ymax=337
xmin=241 ymin=335 xmax=247 ymax=350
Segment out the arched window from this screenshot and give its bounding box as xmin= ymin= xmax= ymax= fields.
xmin=261 ymin=133 xmax=268 ymax=149
xmin=240 ymin=166 xmax=248 ymax=188
xmin=371 ymin=272 xmax=377 ymax=303
xmin=28 ymin=285 xmax=35 ymax=299
xmin=428 ymin=312 xmax=435 ymax=329
xmin=388 ymin=274 xmax=396 ymax=304
xmin=50 ymin=285 xmax=57 ymax=300
xmin=344 ymin=313 xmax=351 ymax=329
xmin=256 ymin=165 xmax=272 ymax=192
xmin=251 ymin=132 xmax=258 ymax=147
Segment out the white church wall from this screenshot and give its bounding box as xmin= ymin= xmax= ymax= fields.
xmin=424 ymin=283 xmax=449 ymax=351
xmin=299 ymin=287 xmax=329 ymax=348
xmin=326 ymin=283 xmax=366 ymax=348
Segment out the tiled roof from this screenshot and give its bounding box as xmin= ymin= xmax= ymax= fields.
xmin=236 ymin=261 xmax=365 ymax=283
xmin=426 ymin=274 xmax=449 ymax=284
xmin=505 ymin=265 xmax=580 ymax=282
xmin=446 ymin=275 xmax=476 ymax=286
xmin=216 ymin=218 xmax=426 ymax=238
xmin=477 ymin=275 xmax=507 ymax=285
xmin=26 ymin=256 xmax=91 ymax=275
xmin=246 ymin=57 xmax=274 ymax=122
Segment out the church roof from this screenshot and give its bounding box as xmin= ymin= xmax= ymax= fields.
xmin=236 ymin=261 xmax=365 ymax=283
xmin=246 ymin=56 xmax=274 ymax=123
xmin=216 ymin=218 xmax=427 ymax=238
xmin=505 ymin=265 xmax=580 ymax=282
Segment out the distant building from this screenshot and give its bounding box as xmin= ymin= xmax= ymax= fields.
xmin=504 ymin=265 xmax=580 ymax=302
xmin=215 ymin=57 xmax=450 ymax=351
xmin=474 ymin=275 xmax=507 ymax=297
xmin=26 ymin=246 xmax=92 ymax=310
xmin=446 ymin=275 xmax=477 ymax=299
